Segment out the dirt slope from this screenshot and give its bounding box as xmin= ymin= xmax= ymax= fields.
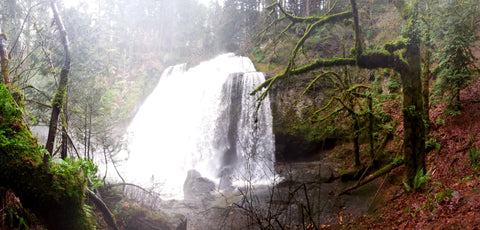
xmin=340 ymin=80 xmax=480 ymax=229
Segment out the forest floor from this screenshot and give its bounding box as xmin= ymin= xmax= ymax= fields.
xmin=338 ymin=80 xmax=480 ymax=229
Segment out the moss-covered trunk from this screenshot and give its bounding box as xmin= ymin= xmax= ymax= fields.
xmin=401 ymin=2 xmax=426 ymax=186
xmin=45 ymin=0 xmax=71 ymax=157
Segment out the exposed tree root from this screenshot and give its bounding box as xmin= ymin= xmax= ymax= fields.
xmin=87 ymin=189 xmax=119 ymax=230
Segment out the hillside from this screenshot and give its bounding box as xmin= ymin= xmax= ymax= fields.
xmin=340 ymin=79 xmax=480 ymax=229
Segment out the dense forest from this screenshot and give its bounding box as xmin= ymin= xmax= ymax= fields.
xmin=0 ymin=0 xmax=479 ymax=229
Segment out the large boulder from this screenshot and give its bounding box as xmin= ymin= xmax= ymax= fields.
xmin=183 ymin=170 xmax=215 ymax=202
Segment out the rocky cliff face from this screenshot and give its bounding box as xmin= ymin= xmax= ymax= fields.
xmin=268 ymin=75 xmax=337 ymax=162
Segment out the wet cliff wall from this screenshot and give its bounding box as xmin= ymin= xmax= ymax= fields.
xmin=268 ymin=75 xmax=340 ymax=162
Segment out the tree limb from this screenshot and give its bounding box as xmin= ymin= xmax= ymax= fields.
xmin=86 ymin=188 xmax=119 ymax=230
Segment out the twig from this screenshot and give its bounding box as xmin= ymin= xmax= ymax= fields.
xmin=105 ymin=183 xmax=157 ymax=196
xmin=367 ymin=172 xmax=389 ymax=211
xmin=9 ymin=3 xmax=41 ymax=57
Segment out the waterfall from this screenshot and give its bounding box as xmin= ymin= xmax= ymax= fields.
xmin=121 ymin=53 xmax=275 ymax=199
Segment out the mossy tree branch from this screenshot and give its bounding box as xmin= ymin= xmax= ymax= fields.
xmin=384 ymin=38 xmax=409 ymax=53
xmin=285 ymin=11 xmax=354 ymax=71
xmin=254 ymin=0 xmax=426 ymax=187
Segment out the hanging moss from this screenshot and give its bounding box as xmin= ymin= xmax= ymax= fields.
xmin=0 ymin=85 xmax=93 ymax=230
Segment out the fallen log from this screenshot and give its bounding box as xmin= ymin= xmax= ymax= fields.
xmin=338 ymin=158 xmax=403 ymax=196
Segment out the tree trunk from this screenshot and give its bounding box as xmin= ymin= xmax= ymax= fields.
xmin=306 ymin=0 xmax=311 ymax=16
xmin=0 ymin=34 xmax=10 ymax=88
xmin=422 ymin=2 xmax=431 ymax=133
xmin=401 ymin=2 xmax=426 ymax=186
xmin=102 ymin=141 xmax=108 ymax=183
xmin=84 ymin=104 xmax=88 ymax=159
xmin=353 ymin=114 xmax=361 ymax=166
xmin=45 ymin=0 xmax=71 ymax=161
xmin=368 ymin=96 xmax=375 ymax=164
xmin=422 ymin=46 xmax=430 ymax=133
xmin=87 ymin=104 xmax=92 ymax=161
xmin=61 ymin=93 xmax=68 ymax=159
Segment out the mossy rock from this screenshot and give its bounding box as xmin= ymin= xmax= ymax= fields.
xmin=0 ymin=85 xmax=93 ymax=230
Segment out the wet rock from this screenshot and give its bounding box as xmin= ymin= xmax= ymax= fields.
xmin=125 ymin=211 xmax=186 ymax=230
xmin=318 ymin=165 xmax=334 ymax=183
xmin=274 ymin=132 xmax=336 ymax=162
xmin=183 ymin=170 xmax=215 ymax=202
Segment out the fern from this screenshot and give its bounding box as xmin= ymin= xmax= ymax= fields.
xmin=469 ymin=146 xmax=480 ymax=166
xmin=404 ymin=167 xmax=432 ymax=192
xmin=83 ymin=204 xmax=94 ymax=218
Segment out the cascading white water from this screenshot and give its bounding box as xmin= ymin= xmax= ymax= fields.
xmin=121 ymin=53 xmax=275 ymax=199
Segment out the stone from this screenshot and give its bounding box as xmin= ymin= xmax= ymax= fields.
xmin=183 ymin=170 xmax=215 ymax=202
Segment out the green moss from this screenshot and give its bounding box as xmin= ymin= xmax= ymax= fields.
xmin=291 ymin=57 xmax=356 ymax=75
xmin=383 ymin=38 xmax=408 ymax=53
xmin=356 ymin=52 xmax=409 ymax=75
xmin=0 ymin=85 xmax=93 ymax=229
xmin=52 ymin=85 xmax=67 ymax=108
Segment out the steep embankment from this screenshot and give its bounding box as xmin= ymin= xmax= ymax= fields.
xmin=0 ymin=85 xmax=93 ymax=229
xmin=342 ymin=80 xmax=480 ymax=229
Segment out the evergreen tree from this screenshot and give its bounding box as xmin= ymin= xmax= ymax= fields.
xmin=433 ymin=0 xmax=479 ymax=108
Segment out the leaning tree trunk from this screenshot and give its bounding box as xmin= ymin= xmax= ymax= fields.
xmin=45 ymin=0 xmax=70 ymax=161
